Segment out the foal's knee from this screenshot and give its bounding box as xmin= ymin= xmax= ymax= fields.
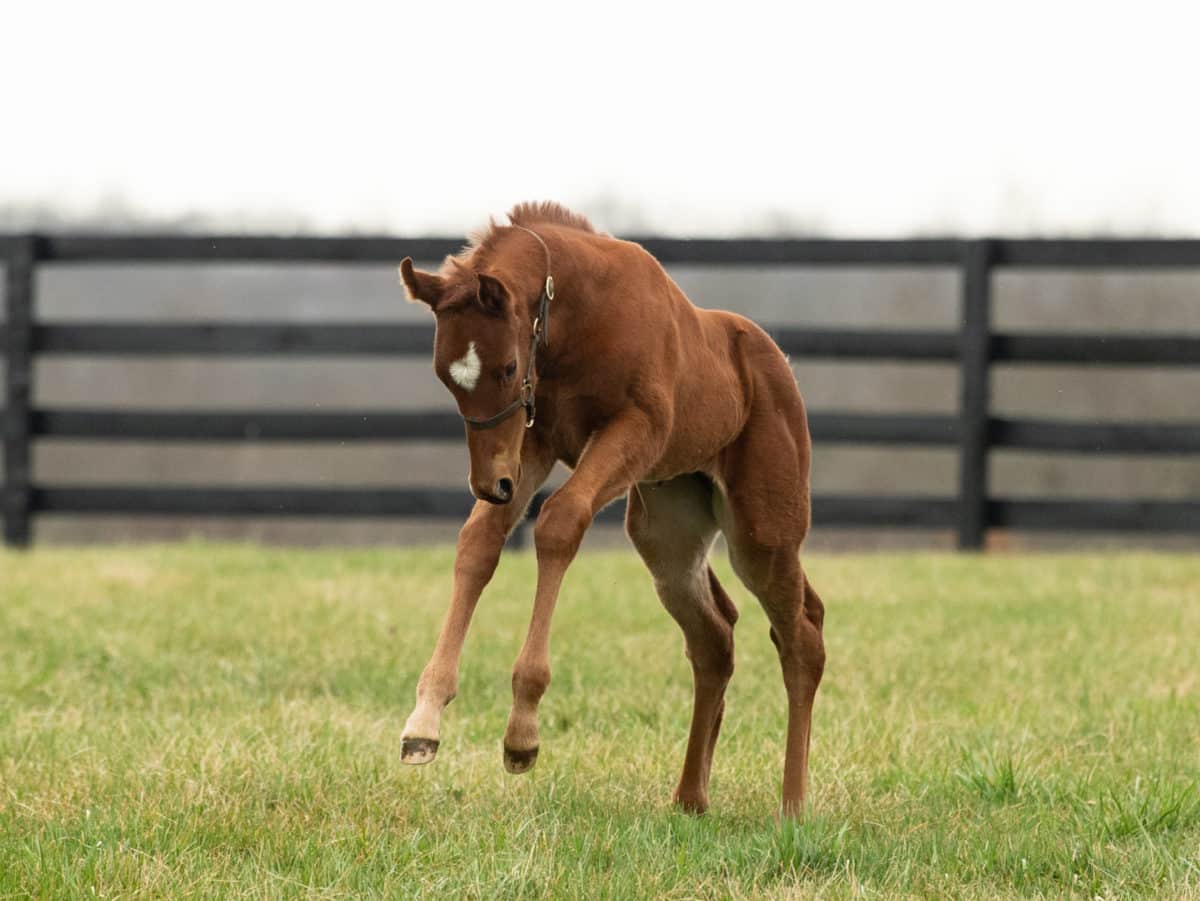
xmin=454 ymin=515 xmax=506 ymax=583
xmin=534 ymin=491 xmax=592 ymax=562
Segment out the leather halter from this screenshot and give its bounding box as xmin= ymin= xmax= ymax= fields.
xmin=461 ymin=226 xmax=554 ymax=431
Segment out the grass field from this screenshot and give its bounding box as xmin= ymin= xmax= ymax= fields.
xmin=1 ymin=545 xmax=1198 ymax=898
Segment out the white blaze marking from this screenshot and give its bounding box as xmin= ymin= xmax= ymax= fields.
xmin=449 ymin=341 xmax=482 ymax=392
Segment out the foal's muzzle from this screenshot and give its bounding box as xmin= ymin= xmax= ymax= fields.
xmin=475 ymin=477 xmax=514 ymax=505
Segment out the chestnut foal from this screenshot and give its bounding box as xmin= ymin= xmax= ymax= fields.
xmin=398 ymin=202 xmax=825 ymax=817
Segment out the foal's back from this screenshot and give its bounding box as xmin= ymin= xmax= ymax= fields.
xmin=581 ymin=231 xmax=807 ymax=482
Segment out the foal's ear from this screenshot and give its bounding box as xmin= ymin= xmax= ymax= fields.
xmin=398 ymin=258 xmax=445 ymax=310
xmin=476 ymin=273 xmax=510 ymax=317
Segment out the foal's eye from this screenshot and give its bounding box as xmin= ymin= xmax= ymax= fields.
xmin=503 ymin=360 xmax=518 ymax=382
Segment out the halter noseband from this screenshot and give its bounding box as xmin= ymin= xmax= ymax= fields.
xmin=461 ymin=226 xmax=554 ymax=431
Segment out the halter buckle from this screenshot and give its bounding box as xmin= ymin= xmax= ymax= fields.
xmin=545 ymin=276 xmax=555 ymax=300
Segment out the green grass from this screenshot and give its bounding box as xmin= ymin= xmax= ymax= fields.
xmin=1 ymin=545 xmax=1199 ymax=898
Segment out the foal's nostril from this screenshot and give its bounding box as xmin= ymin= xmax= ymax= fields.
xmin=495 ymin=478 xmax=515 ymax=503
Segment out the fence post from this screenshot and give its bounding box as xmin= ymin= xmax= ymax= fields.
xmin=4 ymin=235 xmax=36 ymax=548
xmin=957 ymin=239 xmax=993 ymax=550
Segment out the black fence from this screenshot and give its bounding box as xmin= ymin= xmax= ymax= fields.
xmin=3 ymin=235 xmax=1199 ymax=550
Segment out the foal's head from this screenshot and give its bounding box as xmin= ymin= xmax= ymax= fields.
xmin=399 ymin=257 xmax=534 ymax=505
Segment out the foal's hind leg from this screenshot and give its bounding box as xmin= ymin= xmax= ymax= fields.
xmin=716 ymin=411 xmax=825 ymax=818
xmin=723 ymin=524 xmax=825 ymax=818
xmin=626 ymin=475 xmax=739 ymax=814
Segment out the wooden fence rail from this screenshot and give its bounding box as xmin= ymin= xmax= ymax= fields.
xmin=2 ymin=235 xmax=1198 ymax=549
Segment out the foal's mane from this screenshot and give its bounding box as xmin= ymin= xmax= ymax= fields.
xmin=506 ymin=201 xmax=595 ymax=235
xmin=465 ymin=202 xmax=596 ymax=256
xmin=438 ymin=202 xmax=596 ymax=310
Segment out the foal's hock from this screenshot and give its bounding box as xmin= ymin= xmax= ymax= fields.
xmin=397 ymin=201 xmax=826 ymax=817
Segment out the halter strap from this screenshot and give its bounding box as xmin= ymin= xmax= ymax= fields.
xmin=461 ymin=227 xmax=555 ymax=431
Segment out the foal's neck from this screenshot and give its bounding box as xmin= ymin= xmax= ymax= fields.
xmin=513 ymin=228 xmax=591 ymax=375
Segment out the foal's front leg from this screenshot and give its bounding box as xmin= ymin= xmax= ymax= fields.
xmin=502 ymin=410 xmax=663 ymax=773
xmin=401 ymin=454 xmax=552 ymax=765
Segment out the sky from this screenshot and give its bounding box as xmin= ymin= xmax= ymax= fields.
xmin=3 ymin=0 xmax=1199 ymax=236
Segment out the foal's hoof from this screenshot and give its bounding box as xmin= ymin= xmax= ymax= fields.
xmin=503 ymin=745 xmax=539 ymax=774
xmin=672 ymin=793 xmax=710 ymax=816
xmin=401 ymin=737 xmax=440 ymax=765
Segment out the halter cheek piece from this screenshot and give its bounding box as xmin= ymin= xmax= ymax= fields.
xmin=461 ymin=226 xmax=554 ymax=431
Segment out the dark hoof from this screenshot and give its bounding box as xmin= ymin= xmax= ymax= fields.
xmin=503 ymin=744 xmax=539 ymax=774
xmin=401 ymin=737 xmax=439 ymax=765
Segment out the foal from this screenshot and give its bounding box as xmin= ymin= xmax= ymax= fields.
xmin=398 ymin=202 xmax=825 ymax=817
